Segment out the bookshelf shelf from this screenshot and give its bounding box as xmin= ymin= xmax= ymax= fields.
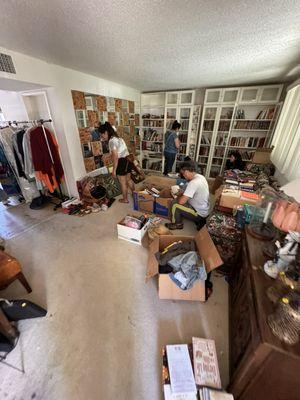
xmin=142 ymin=140 xmax=163 ymax=143
xmin=232 ymin=129 xmax=269 ymax=132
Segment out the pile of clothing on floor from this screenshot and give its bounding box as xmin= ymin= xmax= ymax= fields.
xmin=62 ymin=197 xmax=114 ymax=216
xmin=207 ymin=211 xmax=242 ymax=276
xmin=155 ymin=240 xmax=207 ymax=290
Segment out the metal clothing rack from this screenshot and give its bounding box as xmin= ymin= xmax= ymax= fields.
xmin=0 ymin=118 xmax=66 ymax=210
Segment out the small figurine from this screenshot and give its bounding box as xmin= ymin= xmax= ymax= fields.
xmin=264 ymin=231 xmax=300 ymax=279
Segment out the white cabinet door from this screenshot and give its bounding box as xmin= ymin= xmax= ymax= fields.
xmin=204 ymin=89 xmax=222 ymax=104
xmin=177 ymin=106 xmax=192 ymax=157
xmin=179 ymin=91 xmax=194 ymax=105
xmin=258 ymin=85 xmax=282 ymax=103
xmin=166 ymin=92 xmax=179 ymax=106
xmin=222 ymin=88 xmax=239 ymax=104
xmin=208 ymin=105 xmax=235 ymax=178
xmin=165 ymin=107 xmax=178 ymax=130
xmin=197 ymin=106 xmax=219 ymax=177
xmin=239 ymin=87 xmax=260 ymax=103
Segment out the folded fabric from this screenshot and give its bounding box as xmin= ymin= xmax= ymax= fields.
xmin=168 ymin=251 xmax=207 ymax=290
xmin=159 ymin=264 xmax=174 ymax=274
xmin=155 ymin=240 xmax=196 ymax=266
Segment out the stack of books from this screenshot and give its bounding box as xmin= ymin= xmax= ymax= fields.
xmin=162 ymin=338 xmax=234 ymax=400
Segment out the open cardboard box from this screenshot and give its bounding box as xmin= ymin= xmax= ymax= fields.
xmin=117 ymin=214 xmax=151 ymax=245
xmin=155 ymin=187 xmax=173 ymax=218
xmin=146 ymin=227 xmax=223 ymax=301
xmin=133 ymin=176 xmax=176 ymax=216
xmin=252 ymin=147 xmax=273 ymax=164
xmin=216 ymin=186 xmax=260 ymax=209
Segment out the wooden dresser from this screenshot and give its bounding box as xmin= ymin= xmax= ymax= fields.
xmin=228 ymin=229 xmax=300 ymax=400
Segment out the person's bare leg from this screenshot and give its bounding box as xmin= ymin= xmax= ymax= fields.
xmin=118 ymin=175 xmax=129 ymax=203
xmin=127 ymin=173 xmax=135 ymax=194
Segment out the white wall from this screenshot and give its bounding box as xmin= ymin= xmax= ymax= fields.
xmin=0 ymin=90 xmax=28 ymax=121
xmin=0 ymin=47 xmax=140 ymax=196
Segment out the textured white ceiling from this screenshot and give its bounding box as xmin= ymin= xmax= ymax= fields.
xmin=0 ymin=0 xmax=300 ymax=91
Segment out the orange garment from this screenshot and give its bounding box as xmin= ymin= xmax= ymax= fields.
xmin=34 ymin=132 xmax=64 ymax=192
xmin=35 ymin=168 xmax=61 ymax=193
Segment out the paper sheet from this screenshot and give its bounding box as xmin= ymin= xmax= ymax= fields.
xmin=166 ymin=344 xmax=197 ymax=395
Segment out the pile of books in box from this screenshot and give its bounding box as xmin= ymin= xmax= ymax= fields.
xmin=162 ymin=338 xmax=233 ymax=400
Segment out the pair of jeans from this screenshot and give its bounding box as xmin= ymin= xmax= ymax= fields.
xmin=163 ymin=151 xmax=176 ymax=175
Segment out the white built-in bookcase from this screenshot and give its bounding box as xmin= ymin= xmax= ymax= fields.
xmin=140 ymin=90 xmax=201 ymax=173
xmin=196 ymin=84 xmax=283 ymax=178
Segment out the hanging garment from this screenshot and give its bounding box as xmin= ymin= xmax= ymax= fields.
xmin=22 ymin=127 xmax=44 ymax=190
xmin=12 ymin=130 xmax=26 ymax=177
xmin=0 ymin=143 xmax=20 ymax=197
xmin=0 ymin=127 xmax=39 ymax=202
xmin=30 ymin=126 xmax=64 ymax=190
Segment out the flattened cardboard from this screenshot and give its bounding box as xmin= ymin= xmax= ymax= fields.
xmin=144 ymin=176 xmax=176 ymax=188
xmin=146 ymin=228 xmax=222 ymax=301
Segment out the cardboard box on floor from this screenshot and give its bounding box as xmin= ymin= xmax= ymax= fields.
xmin=133 ymin=176 xmax=176 ymax=216
xmin=117 ymin=214 xmax=151 ymax=245
xmin=216 ymin=186 xmax=260 ymax=209
xmin=146 ymin=227 xmax=223 ymax=301
xmin=252 ymin=147 xmax=273 ymax=164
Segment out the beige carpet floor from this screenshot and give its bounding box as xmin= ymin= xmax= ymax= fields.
xmin=0 ymin=199 xmax=229 ymax=400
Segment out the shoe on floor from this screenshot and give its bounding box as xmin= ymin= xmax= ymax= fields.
xmin=165 ymin=223 xmax=184 ymax=230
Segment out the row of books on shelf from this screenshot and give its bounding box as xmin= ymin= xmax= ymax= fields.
xmin=256 ymin=107 xmax=275 ymax=120
xmin=143 ymin=120 xmax=164 ymax=128
xmin=217 ymin=121 xmax=231 ymax=131
xmin=142 ymin=128 xmax=162 ymax=141
xmin=233 ymin=120 xmax=270 ymax=130
xmin=229 ymin=136 xmax=265 ymax=147
xmin=142 ymin=113 xmax=164 ymax=119
xmin=181 ymin=120 xmax=190 ymax=130
xmin=214 ymin=148 xmax=225 ymax=157
xmin=199 ymin=147 xmax=209 ymax=156
xmin=178 ymin=133 xmax=188 ymax=143
xmin=203 ymin=120 xmax=214 ymax=131
xmin=239 ymin=150 xmax=255 ymax=160
xmin=141 ymin=142 xmax=163 ymax=152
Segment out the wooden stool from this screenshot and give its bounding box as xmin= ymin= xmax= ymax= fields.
xmin=0 ymin=251 xmax=32 ymax=293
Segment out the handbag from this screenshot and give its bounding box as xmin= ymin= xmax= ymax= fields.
xmin=126 ymin=154 xmax=145 ymax=183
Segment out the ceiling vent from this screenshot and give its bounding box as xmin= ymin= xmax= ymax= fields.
xmin=0 ymin=53 xmax=16 ymax=74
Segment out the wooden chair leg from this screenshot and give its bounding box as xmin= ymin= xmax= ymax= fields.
xmin=17 ymin=272 xmax=32 ymax=293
